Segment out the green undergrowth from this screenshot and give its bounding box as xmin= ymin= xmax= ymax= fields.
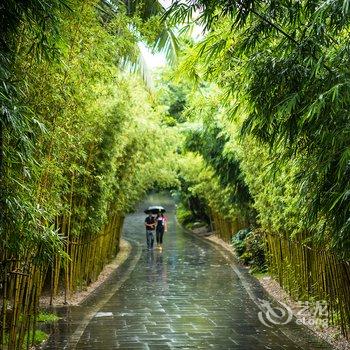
xmin=2 ymin=329 xmax=49 ymax=349
xmin=231 ymin=229 xmax=267 ymax=273
xmin=37 ymin=312 xmax=60 ymax=323
xmin=176 ymin=204 xmax=196 ymax=228
xmin=251 ymin=271 xmax=268 ymax=278
xmin=30 ymin=312 xmax=59 ymax=349
xmin=26 ymin=330 xmax=48 ymax=347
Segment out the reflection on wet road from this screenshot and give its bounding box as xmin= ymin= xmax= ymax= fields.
xmin=43 ymin=193 xmax=332 ymax=349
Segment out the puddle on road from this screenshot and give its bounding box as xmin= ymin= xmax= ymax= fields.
xmin=94 ymin=312 xmax=113 ymax=318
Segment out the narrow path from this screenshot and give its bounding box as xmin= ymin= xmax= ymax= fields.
xmin=43 ymin=194 xmax=332 ymax=349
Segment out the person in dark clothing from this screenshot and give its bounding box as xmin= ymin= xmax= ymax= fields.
xmin=144 ymin=213 xmax=156 ymax=249
xmin=155 ymin=213 xmax=167 ymax=250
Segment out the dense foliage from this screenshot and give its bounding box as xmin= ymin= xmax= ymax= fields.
xmin=162 ymin=0 xmax=350 ymax=337
xmin=232 ymin=229 xmax=266 ymax=272
xmin=0 ymin=1 xmax=179 ymax=348
xmin=167 ymin=0 xmax=350 ymax=256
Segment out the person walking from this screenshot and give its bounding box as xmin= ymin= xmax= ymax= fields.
xmin=145 ymin=213 xmax=156 ymax=250
xmin=155 ymin=213 xmax=167 ymax=250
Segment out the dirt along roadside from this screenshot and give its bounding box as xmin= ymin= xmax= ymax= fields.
xmin=39 ymin=238 xmax=132 ymax=307
xmin=194 ymin=230 xmax=349 ymax=350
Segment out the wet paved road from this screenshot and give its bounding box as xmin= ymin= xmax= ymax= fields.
xmin=43 ymin=194 xmax=332 ymax=349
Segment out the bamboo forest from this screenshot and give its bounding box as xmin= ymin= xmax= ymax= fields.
xmin=1 ymin=1 xmax=350 ymax=349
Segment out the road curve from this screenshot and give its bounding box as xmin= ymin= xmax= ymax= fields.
xmin=43 ymin=193 xmax=332 ymax=350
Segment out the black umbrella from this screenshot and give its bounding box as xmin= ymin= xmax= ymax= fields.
xmin=144 ymin=205 xmax=166 ymax=214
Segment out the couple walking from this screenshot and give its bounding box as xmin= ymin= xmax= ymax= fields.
xmin=145 ymin=212 xmax=167 ymax=250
